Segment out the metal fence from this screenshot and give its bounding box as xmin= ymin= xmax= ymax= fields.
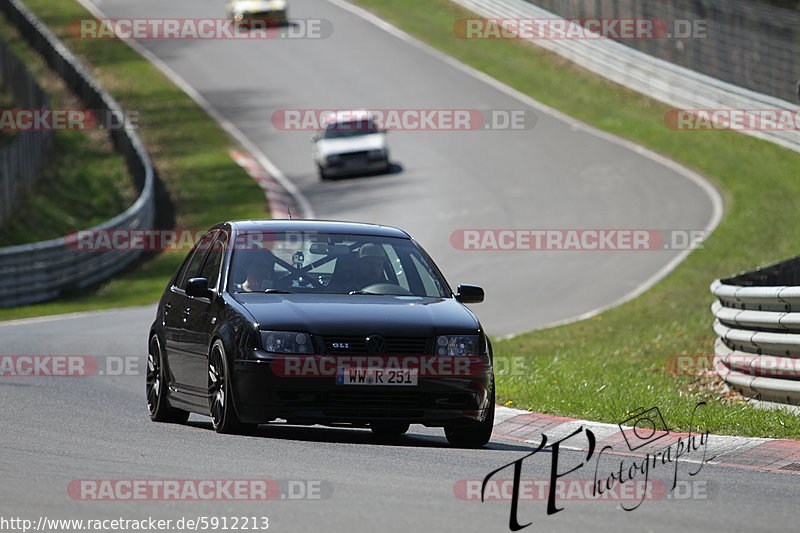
xmin=710 ymin=256 xmax=800 ymax=406
xmin=0 ymin=35 xmax=54 ymax=225
xmin=525 ymin=0 xmax=800 ymax=104
xmin=0 ymin=0 xmax=155 ymax=307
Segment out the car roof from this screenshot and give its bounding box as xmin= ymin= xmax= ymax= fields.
xmin=221 ymin=219 xmax=411 ymax=239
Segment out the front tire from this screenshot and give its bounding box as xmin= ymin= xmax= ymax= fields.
xmin=208 ymin=340 xmax=249 ymax=434
xmin=445 ymin=379 xmax=495 ymax=448
xmin=147 ymin=334 xmax=189 ymax=424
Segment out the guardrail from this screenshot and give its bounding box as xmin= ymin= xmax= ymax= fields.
xmin=0 ymin=35 xmax=54 ymax=226
xmin=524 ymin=0 xmax=800 ymax=105
xmin=453 ymin=0 xmax=800 ymax=154
xmin=710 ymin=256 xmax=800 ymax=406
xmin=0 ymin=0 xmax=155 ymax=307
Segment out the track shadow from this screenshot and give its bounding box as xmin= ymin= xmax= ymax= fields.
xmin=185 ymin=419 xmax=532 ymax=451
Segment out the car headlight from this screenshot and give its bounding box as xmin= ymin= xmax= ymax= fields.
xmin=436 ymin=335 xmax=479 ymax=356
xmin=261 ymin=331 xmax=313 ymax=354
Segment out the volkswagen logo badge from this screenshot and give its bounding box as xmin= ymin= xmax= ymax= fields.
xmin=365 ymin=334 xmax=386 ymax=354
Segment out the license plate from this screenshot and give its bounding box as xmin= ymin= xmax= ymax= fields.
xmin=336 ymin=367 xmax=418 ymax=386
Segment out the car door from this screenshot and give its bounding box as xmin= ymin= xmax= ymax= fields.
xmin=181 ymin=230 xmax=228 ymax=394
xmin=161 ymin=260 xmax=188 ymax=375
xmin=161 ymin=245 xmax=204 ymax=385
xmin=168 ymin=231 xmax=217 ymax=389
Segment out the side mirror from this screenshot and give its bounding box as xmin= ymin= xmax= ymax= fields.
xmin=186 ymin=277 xmax=212 ymax=299
xmin=311 ymin=134 xmax=321 ymax=142
xmin=455 ymin=284 xmax=484 ymax=304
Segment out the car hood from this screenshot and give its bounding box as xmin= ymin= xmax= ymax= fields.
xmin=316 ymin=133 xmax=387 ymax=157
xmin=232 ymin=293 xmax=479 ymax=336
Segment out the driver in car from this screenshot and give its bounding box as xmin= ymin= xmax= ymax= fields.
xmin=235 ymin=250 xmax=276 ymax=292
xmin=357 ymin=243 xmax=388 ymax=287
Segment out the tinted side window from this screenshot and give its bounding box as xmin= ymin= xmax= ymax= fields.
xmin=199 ymin=231 xmax=228 ymax=290
xmin=176 ymin=231 xmax=217 ymax=289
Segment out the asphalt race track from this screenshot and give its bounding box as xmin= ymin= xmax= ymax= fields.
xmin=1 ymin=308 xmax=798 ymax=532
xmin=4 ymin=1 xmax=794 ymax=532
xmin=86 ymin=0 xmax=721 ymax=337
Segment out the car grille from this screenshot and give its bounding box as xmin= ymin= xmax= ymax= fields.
xmin=339 ymin=151 xmax=369 ymax=160
xmin=323 ymin=336 xmax=430 ymax=355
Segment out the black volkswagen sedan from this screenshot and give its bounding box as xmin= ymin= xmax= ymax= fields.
xmin=147 ymin=220 xmax=494 ymax=447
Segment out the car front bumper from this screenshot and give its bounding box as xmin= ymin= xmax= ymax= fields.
xmin=231 ymin=355 xmax=493 ymax=426
xmin=320 ymin=155 xmax=390 ymax=176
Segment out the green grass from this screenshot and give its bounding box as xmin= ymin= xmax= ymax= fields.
xmin=0 ymin=21 xmax=134 ymax=245
xmin=353 ymin=0 xmax=800 ymax=438
xmin=0 ymin=0 xmax=268 ymax=319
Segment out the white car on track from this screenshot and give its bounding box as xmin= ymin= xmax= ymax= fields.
xmin=226 ymin=0 xmax=288 ymax=26
xmin=312 ymin=112 xmax=391 ymax=180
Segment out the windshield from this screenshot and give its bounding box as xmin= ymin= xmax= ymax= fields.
xmin=228 ymin=232 xmax=450 ymax=297
xmin=322 ymin=119 xmax=380 ymax=139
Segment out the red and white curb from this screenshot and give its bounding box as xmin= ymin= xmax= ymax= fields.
xmin=493 ymin=406 xmax=800 ymax=475
xmin=230 ymin=150 xmax=300 ymax=219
